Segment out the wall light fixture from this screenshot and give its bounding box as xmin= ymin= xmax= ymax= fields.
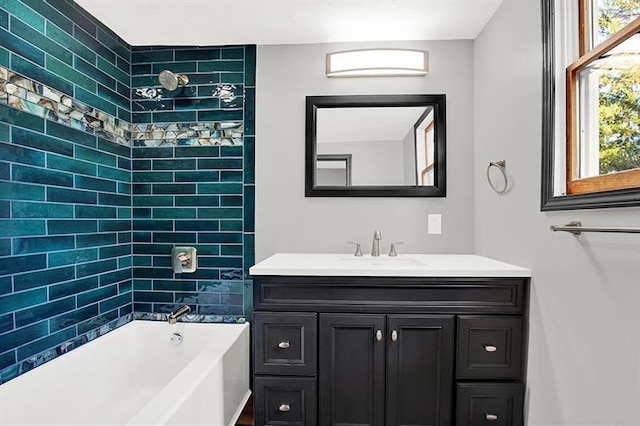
xmin=325 ymin=49 xmax=428 ymax=77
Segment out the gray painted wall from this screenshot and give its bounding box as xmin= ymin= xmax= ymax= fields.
xmin=474 ymin=1 xmax=640 ymax=424
xmin=255 ymin=40 xmax=474 ymax=260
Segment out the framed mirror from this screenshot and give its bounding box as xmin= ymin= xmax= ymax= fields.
xmin=305 ymin=94 xmax=446 ymax=197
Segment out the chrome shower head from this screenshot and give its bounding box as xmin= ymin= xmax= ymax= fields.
xmin=158 ymin=70 xmax=189 ymax=91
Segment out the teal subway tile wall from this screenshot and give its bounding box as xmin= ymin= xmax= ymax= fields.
xmin=0 ymin=0 xmax=256 ymax=383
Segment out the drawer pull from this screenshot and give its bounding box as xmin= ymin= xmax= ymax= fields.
xmin=278 ymin=341 xmax=290 ymax=349
xmin=485 ymin=413 xmax=498 ymax=421
xmin=391 ymin=330 xmax=398 ymax=342
xmin=484 ymin=344 xmax=497 ymax=352
xmin=375 ymin=329 xmax=383 ymax=342
xmin=279 ymin=404 xmax=291 ymax=412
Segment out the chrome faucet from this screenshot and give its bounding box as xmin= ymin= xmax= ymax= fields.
xmin=371 ymin=230 xmax=382 ymax=256
xmin=168 ymin=305 xmax=191 ymax=324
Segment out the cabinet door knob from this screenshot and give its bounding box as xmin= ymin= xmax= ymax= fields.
xmin=279 ymin=404 xmax=291 ymax=412
xmin=484 ymin=344 xmax=497 ymax=352
xmin=278 ymin=341 xmax=290 ymax=349
xmin=375 ymin=329 xmax=383 ymax=342
xmin=485 ymin=413 xmax=498 ymax=421
xmin=391 ymin=330 xmax=398 ymax=342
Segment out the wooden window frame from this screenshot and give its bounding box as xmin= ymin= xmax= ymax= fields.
xmin=566 ymin=13 xmax=640 ymax=195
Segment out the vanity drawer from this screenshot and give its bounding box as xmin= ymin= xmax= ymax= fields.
xmin=456 ymin=383 xmax=524 ymax=426
xmin=254 ymin=376 xmax=317 ymax=426
xmin=254 ymin=312 xmax=317 ymax=376
xmin=456 ymin=316 xmax=523 ymax=379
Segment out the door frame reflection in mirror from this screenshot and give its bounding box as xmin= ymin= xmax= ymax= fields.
xmin=305 ymin=94 xmax=446 ymax=197
xmin=316 ymin=154 xmax=353 ymax=186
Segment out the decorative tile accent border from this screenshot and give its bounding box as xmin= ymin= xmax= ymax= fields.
xmin=133 ymin=312 xmax=246 ymax=324
xmin=0 ymin=67 xmax=131 ymax=147
xmin=0 ymin=314 xmax=134 ymax=384
xmin=131 ymin=121 xmax=244 ymax=147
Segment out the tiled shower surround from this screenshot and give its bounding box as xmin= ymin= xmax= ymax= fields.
xmin=0 ymin=0 xmax=256 ymax=383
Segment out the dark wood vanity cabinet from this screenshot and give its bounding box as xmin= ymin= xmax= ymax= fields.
xmin=252 ymin=276 xmax=529 ymax=426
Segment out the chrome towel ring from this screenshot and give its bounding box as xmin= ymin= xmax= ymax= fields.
xmin=487 ymin=160 xmax=508 ymax=193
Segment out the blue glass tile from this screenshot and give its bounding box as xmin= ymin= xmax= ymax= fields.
xmin=175 ymin=195 xmax=220 ymax=207
xmin=0 ymin=181 xmax=44 ymax=201
xmin=199 ymin=257 xmax=242 ymax=268
xmin=49 ymin=304 xmax=97 ymax=333
xmin=132 ymin=208 xmax=151 ymax=219
xmin=76 ymin=259 xmax=118 ymax=278
xmin=175 ymin=292 xmax=221 ymax=305
xmin=47 ymin=154 xmax=96 ymax=176
xmin=0 ymin=201 xmax=9 ymax=218
xmin=48 ymin=219 xmax=97 ymax=235
xmin=0 ymin=313 xmax=13 ymax=334
xmin=46 ymin=121 xmax=96 ymax=148
xmin=98 ymin=85 xmax=129 ymax=110
xmin=99 ymin=293 xmax=131 ymax=313
xmin=99 ymin=269 xmax=131 ymax=286
xmin=175 ymin=48 xmax=220 ymax=61
xmin=0 ymin=288 xmax=47 ymax=315
xmin=21 ymin=0 xmax=73 ymax=33
xmin=132 ymin=220 xmax=172 ymax=231
xmin=151 ymin=61 xmax=196 ymax=74
xmin=16 ymin=327 xmax=77 ymax=361
xmin=244 ymin=45 xmax=256 ymax=86
xmin=118 ymin=256 xmax=132 ymax=269
xmin=118 ymin=157 xmax=132 ymax=171
xmin=73 ymin=26 xmax=115 ymax=64
xmin=197 ymin=183 xmax=243 ymax=194
xmin=0 ymin=46 xmax=7 ymax=67
xmin=174 ymin=220 xmax=219 ymax=232
xmin=152 ymin=183 xmax=196 ymax=195
xmin=117 ymin=231 xmax=131 ymax=243
xmin=133 ymin=172 xmax=173 ymax=183
xmin=0 ymin=0 xmax=44 ymax=31
xmin=244 ymin=185 xmax=255 ymax=232
xmin=197 ymin=280 xmax=244 ymax=293
xmin=0 ymin=142 xmax=44 ymax=167
xmin=220 ymin=171 xmax=243 ymax=182
xmin=0 ymin=238 xmax=10 ymax=256
xmin=0 ymin=9 xmax=7 ymax=29
xmin=97 ymin=165 xmax=130 ymax=182
xmin=152 ymin=159 xmax=196 ymax=170
xmin=197 ymin=60 xmax=243 ymax=73
xmin=133 ymin=195 xmax=172 ymax=207
xmin=117 ymin=208 xmax=131 ymax=219
xmin=219 ymin=292 xmax=243 ymax=305
xmin=174 ymin=171 xmax=220 ymax=183
xmin=244 ymin=235 xmax=254 ymax=272
xmin=75 ymin=176 xmax=117 ymax=193
xmin=12 ymin=164 xmax=73 ymax=188
xmin=244 ymin=136 xmax=255 ymax=184
xmin=132 ymin=160 xmax=151 ymax=171
xmin=77 ymin=309 xmax=118 ymax=334
xmin=197 ymin=305 xmax=243 ymax=316
xmin=133 ymin=184 xmax=152 ymax=194
xmin=220 ymin=146 xmax=243 ymax=157
xmin=96 ymin=39 xmax=129 ymax=76
xmin=10 ymin=17 xmax=72 ymax=65
xmin=12 ymin=235 xmax=74 ymax=254
xmin=132 ymin=64 xmax=151 ymax=75
xmin=130 ymin=75 xmax=157 ymax=87
xmin=0 ymin=123 xmax=7 ymax=142
xmin=0 ymin=351 xmax=16 ymax=371
xmin=0 ymin=277 xmax=11 ymax=295
xmin=152 ymin=208 xmax=196 ymax=219
xmin=194 ymin=245 xmax=220 ymax=256
xmin=133 ymin=255 xmax=151 ymax=266
xmin=75 ymin=87 xmax=117 ymax=116
xmin=46 ymin=56 xmax=96 ymax=92
xmin=45 ymin=23 xmax=95 ymax=64
xmin=132 ymin=148 xmax=174 ymax=159
xmin=197 ymin=159 xmax=242 ymax=169
xmin=13 ymin=265 xmax=75 ymax=292
xmin=152 ymin=280 xmax=196 ymax=292
xmin=0 ymin=253 xmax=46 ymax=276
xmin=220 ymin=73 xmax=244 ymax=84
xmin=15 ymin=297 xmax=75 ymax=328
xmin=0 ymin=219 xmax=45 ymax=237
xmin=174 ymin=98 xmax=220 ymax=111
xmin=10 ymin=55 xmax=72 ymax=95
xmin=133 ymin=302 xmax=152 ymax=312
xmin=0 ymin=104 xmax=45 ymax=133
xmin=116 ymin=57 xmax=130 ymax=74
xmin=98 ymin=220 xmax=131 ymax=232
xmin=11 ymin=201 xmax=72 ymax=218
xmin=0 ymin=27 xmax=44 ymax=66
xmin=245 ymin=87 xmax=255 ymax=136
xmin=75 ymin=205 xmax=117 ymax=219
xmin=75 ymin=145 xmax=117 ymax=168
xmin=198 ymin=207 xmax=242 ymax=219
xmin=133 ymin=290 xmax=173 ymax=302
xmin=175 ymin=146 xmax=219 ymax=158
xmin=220 ymin=269 xmax=243 ymax=280
xmin=49 ymin=249 xmax=98 ymax=268
xmin=0 ymin=321 xmax=48 ymax=354
xmin=11 ymin=127 xmax=73 ymax=157
xmin=76 ymin=234 xmax=117 ymax=249
xmin=153 ymin=232 xmax=197 ymax=243
xmin=152 ymin=257 xmax=171 ymax=268
xmin=152 ymin=111 xmax=197 ymax=123
xmin=221 ymin=195 xmax=242 ymax=206
xmin=97 ymin=138 xmax=130 ymax=158
xmin=220 ymin=220 xmax=242 ymax=232
xmin=176 ymin=269 xmax=220 ymax=282
xmin=118 ymin=108 xmax=131 ymax=123
xmin=132 ymin=244 xmax=173 ymax=257
xmin=222 ymin=48 xmax=244 ymax=60
xmin=197 ymin=233 xmax=242 ymax=243
xmin=197 ymin=110 xmax=243 ymax=122
xmin=47 ymin=187 xmax=96 ymax=205
xmin=221 ymin=245 xmax=242 ymax=256
xmin=98 ymin=193 xmax=129 ymax=206
xmin=132 ymin=50 xmax=173 ymax=63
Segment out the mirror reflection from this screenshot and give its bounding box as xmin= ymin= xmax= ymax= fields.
xmin=305 ymin=94 xmax=446 ymax=197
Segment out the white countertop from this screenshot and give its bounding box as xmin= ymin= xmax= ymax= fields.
xmin=249 ymin=253 xmax=531 ymax=278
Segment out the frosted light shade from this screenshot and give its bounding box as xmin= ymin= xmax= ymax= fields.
xmin=326 ymin=49 xmax=428 ymax=77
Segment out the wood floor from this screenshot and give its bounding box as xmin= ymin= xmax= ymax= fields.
xmin=235 ymin=396 xmax=254 ymax=426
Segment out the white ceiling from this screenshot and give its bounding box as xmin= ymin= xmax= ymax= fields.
xmin=74 ymin=0 xmax=503 ymax=46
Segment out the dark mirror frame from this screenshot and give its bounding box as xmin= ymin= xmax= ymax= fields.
xmin=305 ymin=94 xmax=447 ymax=197
xmin=540 ymin=0 xmax=640 ymax=210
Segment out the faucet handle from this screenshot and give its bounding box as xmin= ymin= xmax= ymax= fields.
xmin=347 ymin=241 xmax=363 ymax=257
xmin=388 ymin=242 xmax=404 ymax=257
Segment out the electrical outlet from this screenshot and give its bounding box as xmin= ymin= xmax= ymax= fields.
xmin=428 ymin=214 xmax=442 ymax=235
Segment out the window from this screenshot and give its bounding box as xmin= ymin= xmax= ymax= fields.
xmin=541 ymin=0 xmax=640 ymax=209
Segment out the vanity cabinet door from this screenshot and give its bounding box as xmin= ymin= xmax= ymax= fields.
xmin=319 ymin=313 xmax=386 ymax=426
xmin=386 ymin=315 xmax=455 ymax=426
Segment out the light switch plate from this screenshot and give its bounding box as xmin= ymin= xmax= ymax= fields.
xmin=428 ymin=214 xmax=442 ymax=235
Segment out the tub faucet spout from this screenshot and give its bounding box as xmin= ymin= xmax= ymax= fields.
xmin=168 ymin=305 xmax=191 ymax=324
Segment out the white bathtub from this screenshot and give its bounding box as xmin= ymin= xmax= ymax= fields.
xmin=0 ymin=320 xmax=251 ymax=425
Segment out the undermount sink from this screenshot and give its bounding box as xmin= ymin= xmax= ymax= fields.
xmin=339 ymin=256 xmax=426 ymax=267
